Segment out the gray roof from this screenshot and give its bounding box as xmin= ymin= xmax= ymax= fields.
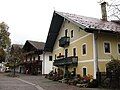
xmin=56 ymin=11 xmax=120 ymax=33
xmin=27 ymin=40 xmax=45 ymax=50
xmin=12 ymin=44 xmax=23 ymax=49
xmin=44 ymin=11 xmax=120 ymax=52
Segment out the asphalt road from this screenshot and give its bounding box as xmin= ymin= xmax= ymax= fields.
xmin=0 ymin=73 xmax=114 ymax=90
xmin=0 ymin=73 xmax=40 ymax=90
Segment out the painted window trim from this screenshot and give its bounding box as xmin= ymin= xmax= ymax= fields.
xmin=81 ymin=43 xmax=87 ymax=56
xmin=82 ymin=66 xmax=87 ymax=76
xmin=103 ymin=41 xmax=111 ymax=54
xmin=117 ymin=42 xmax=120 ymax=55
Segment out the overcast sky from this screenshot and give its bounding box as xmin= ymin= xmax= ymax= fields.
xmin=0 ymin=0 xmax=108 ymax=45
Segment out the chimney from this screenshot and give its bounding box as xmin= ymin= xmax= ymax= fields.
xmin=101 ymin=2 xmax=107 ymax=21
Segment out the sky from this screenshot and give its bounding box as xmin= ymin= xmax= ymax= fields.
xmin=0 ymin=0 xmax=107 ymax=45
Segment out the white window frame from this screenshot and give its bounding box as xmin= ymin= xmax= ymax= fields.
xmin=117 ymin=42 xmax=120 ymax=55
xmin=81 ymin=43 xmax=87 ymax=56
xmin=103 ymin=41 xmax=111 ymax=54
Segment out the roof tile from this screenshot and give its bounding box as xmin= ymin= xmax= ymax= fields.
xmin=56 ymin=11 xmax=120 ymax=32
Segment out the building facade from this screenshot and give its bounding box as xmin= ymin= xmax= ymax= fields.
xmin=22 ymin=40 xmax=45 ymax=75
xmin=45 ymin=11 xmax=120 ymax=79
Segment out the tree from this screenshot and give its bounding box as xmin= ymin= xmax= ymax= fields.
xmin=106 ymin=58 xmax=120 ymax=77
xmin=0 ymin=22 xmax=11 ymax=63
xmin=0 ymin=48 xmax=6 ymax=63
xmin=107 ymin=0 xmax=120 ymax=20
xmin=0 ymin=22 xmax=11 ymax=49
xmin=98 ymin=0 xmax=120 ymax=20
xmin=106 ymin=58 xmax=120 ymax=88
xmin=9 ymin=44 xmax=24 ymax=76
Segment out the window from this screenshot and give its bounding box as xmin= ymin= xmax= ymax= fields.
xmin=71 ymin=30 xmax=74 ymax=38
xmin=73 ymin=48 xmax=76 ymax=56
xmin=49 ymin=56 xmax=52 ymax=61
xmin=118 ymin=43 xmax=120 ymax=54
xmin=82 ymin=44 xmax=86 ymax=55
xmin=83 ymin=67 xmax=87 ymax=76
xmin=104 ymin=42 xmax=110 ymax=53
xmin=65 ymin=29 xmax=68 ymax=37
xmin=65 ymin=49 xmax=68 ymax=57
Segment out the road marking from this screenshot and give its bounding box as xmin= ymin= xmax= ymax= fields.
xmin=16 ymin=78 xmax=44 ymax=90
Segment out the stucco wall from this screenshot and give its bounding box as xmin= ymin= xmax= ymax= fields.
xmin=42 ymin=52 xmax=53 ymax=74
xmin=97 ymin=33 xmax=120 ymax=59
xmin=53 ymin=20 xmax=93 ymax=61
xmin=52 ymin=20 xmax=94 ymax=76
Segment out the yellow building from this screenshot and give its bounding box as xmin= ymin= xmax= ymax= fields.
xmin=44 ymin=11 xmax=120 ymax=79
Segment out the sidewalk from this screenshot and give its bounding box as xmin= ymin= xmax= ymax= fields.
xmin=17 ymin=73 xmax=111 ymax=90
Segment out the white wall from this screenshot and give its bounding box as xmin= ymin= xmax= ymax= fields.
xmin=42 ymin=52 xmax=53 ymax=74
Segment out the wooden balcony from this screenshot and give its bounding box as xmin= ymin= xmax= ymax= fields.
xmin=53 ymin=56 xmax=78 ymax=67
xmin=59 ymin=36 xmax=70 ymax=47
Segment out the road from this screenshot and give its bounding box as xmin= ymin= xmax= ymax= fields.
xmin=0 ymin=73 xmax=113 ymax=90
xmin=0 ymin=73 xmax=39 ymax=90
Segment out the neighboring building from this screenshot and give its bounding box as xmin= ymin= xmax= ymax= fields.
xmin=44 ymin=9 xmax=120 ymax=79
xmin=10 ymin=40 xmax=53 ymax=75
xmin=22 ymin=40 xmax=45 ymax=75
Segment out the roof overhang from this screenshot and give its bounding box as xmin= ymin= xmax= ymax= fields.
xmin=44 ymin=11 xmax=64 ymax=52
xmin=44 ymin=11 xmax=120 ymax=52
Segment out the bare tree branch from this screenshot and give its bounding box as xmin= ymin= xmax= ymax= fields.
xmin=107 ymin=0 xmax=120 ymax=20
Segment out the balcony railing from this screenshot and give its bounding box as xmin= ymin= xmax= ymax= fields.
xmin=53 ymin=56 xmax=78 ymax=67
xmin=59 ymin=36 xmax=70 ymax=47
